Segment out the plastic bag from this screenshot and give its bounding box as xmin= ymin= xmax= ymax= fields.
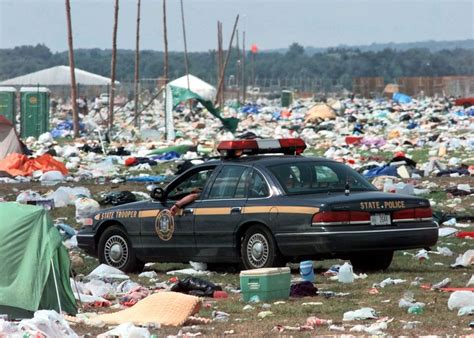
xmin=170 ymin=277 xmax=222 ymax=297
xmin=75 ymin=197 xmax=100 ymax=221
xmin=40 ymin=170 xmax=65 ymax=182
xmin=98 ymin=322 xmax=151 ymax=338
xmin=343 ymin=307 xmax=378 ymax=321
xmin=46 ymin=186 xmax=91 ymax=208
xmin=448 ymin=291 xmax=474 ymax=310
xmin=100 ymin=191 xmax=137 ymax=206
xmin=18 ymin=310 xmax=78 ymax=338
xmin=88 ymin=264 xmax=130 ymax=280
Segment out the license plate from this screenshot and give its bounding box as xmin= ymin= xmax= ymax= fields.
xmin=371 ymin=213 xmax=391 ymax=226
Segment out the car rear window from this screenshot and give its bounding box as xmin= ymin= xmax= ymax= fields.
xmin=268 ymin=161 xmax=375 ymax=195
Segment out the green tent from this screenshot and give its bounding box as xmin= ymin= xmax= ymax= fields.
xmin=0 ymin=202 xmax=77 ymax=318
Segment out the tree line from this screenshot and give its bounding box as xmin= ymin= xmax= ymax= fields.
xmin=1 ymin=43 xmax=473 ymax=91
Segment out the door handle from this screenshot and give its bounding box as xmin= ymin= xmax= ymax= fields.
xmin=231 ymin=207 xmax=242 ymax=213
xmin=183 ymin=208 xmax=194 ymax=215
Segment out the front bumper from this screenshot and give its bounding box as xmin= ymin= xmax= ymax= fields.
xmin=275 ymin=221 xmax=439 ymax=257
xmin=77 ymin=229 xmax=97 ymax=256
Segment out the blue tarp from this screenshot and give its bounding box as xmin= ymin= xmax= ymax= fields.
xmin=393 ymin=92 xmax=412 ymax=104
xmin=364 ymin=165 xmax=398 ymax=179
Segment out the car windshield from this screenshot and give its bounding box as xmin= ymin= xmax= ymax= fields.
xmin=268 ymin=161 xmax=375 ymax=195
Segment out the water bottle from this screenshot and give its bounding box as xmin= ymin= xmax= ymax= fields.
xmin=337 ymin=262 xmax=354 ymax=283
xmin=408 ymin=305 xmax=424 ymax=314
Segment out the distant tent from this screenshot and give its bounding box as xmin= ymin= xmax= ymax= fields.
xmin=167 ymin=74 xmax=216 ymax=102
xmin=164 ymin=75 xmax=238 ymax=141
xmin=0 ymin=203 xmax=77 ymax=318
xmin=304 ymin=104 xmax=336 ymax=123
xmin=0 ymin=115 xmax=23 ymax=160
xmin=0 ymin=65 xmax=119 ymax=86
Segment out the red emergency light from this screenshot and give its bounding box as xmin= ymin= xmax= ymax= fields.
xmin=217 ymin=138 xmax=307 ymax=157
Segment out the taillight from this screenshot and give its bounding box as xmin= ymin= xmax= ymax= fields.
xmin=312 ymin=211 xmax=370 ymax=224
xmin=393 ymin=208 xmax=432 ymax=221
xmin=392 ymin=209 xmax=414 ymax=220
xmin=415 ymin=207 xmax=432 ymax=218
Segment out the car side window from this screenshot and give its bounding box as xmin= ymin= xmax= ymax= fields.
xmin=208 ymin=166 xmax=250 ymax=199
xmin=248 ymin=170 xmax=270 ymax=198
xmin=167 ymin=168 xmax=214 ymax=200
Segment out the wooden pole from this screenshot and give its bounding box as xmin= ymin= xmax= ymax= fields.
xmin=216 ymin=21 xmax=220 ymax=96
xmin=109 ymin=0 xmax=119 ymax=130
xmin=217 ymin=22 xmax=223 ymax=106
xmin=235 ymin=29 xmax=240 ymax=101
xmin=65 ymin=0 xmax=79 ymax=138
xmin=242 ymin=31 xmax=246 ymax=103
xmin=162 ymin=0 xmax=168 ymax=85
xmin=180 ymin=0 xmax=190 ymax=90
xmin=134 ymin=0 xmax=141 ymax=127
xmin=215 ymin=14 xmax=239 ymax=106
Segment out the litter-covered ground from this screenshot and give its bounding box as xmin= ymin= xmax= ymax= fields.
xmin=0 ymin=94 xmax=473 ymax=336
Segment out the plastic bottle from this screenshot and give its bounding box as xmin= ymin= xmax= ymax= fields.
xmin=407 ymin=305 xmax=424 ymax=314
xmin=337 ymin=262 xmax=354 ymax=283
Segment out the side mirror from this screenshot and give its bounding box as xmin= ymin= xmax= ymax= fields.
xmin=150 ymin=187 xmax=165 ymax=201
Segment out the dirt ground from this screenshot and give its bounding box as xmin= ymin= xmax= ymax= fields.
xmin=1 ymin=175 xmax=473 ymax=336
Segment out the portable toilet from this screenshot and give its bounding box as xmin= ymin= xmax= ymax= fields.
xmin=0 ymin=87 xmax=17 ymax=123
xmin=281 ymin=90 xmax=293 ymax=108
xmin=20 ymin=87 xmax=50 ymax=138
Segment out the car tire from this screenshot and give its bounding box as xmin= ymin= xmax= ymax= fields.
xmin=241 ymin=225 xmax=281 ymax=270
xmin=350 ymin=251 xmax=394 ymax=272
xmin=98 ymin=225 xmax=143 ymax=273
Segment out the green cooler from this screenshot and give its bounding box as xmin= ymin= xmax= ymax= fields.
xmin=0 ymin=87 xmax=17 ymax=122
xmin=240 ymin=267 xmax=291 ymax=302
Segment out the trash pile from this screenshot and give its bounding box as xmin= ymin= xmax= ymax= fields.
xmin=0 ymin=93 xmax=473 ymax=336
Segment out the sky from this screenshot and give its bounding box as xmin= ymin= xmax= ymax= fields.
xmin=0 ymin=0 xmax=473 ymax=52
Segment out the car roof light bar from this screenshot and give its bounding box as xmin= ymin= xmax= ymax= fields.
xmin=217 ymin=138 xmax=307 ymax=157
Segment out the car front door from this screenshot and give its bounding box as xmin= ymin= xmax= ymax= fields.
xmin=193 ymin=165 xmax=251 ymax=260
xmin=139 ymin=165 xmax=217 ymax=262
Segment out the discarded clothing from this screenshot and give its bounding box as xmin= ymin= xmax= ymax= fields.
xmin=290 ymin=281 xmax=318 ymax=298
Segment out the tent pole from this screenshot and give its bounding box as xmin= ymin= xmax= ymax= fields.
xmin=51 ymin=258 xmax=62 ymax=314
xmin=70 ymin=266 xmax=83 ymax=308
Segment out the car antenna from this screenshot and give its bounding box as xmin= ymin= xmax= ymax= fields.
xmin=345 ymin=174 xmax=350 ymax=196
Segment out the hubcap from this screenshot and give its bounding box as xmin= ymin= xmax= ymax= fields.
xmin=104 ymin=235 xmax=129 ymax=268
xmin=247 ymin=233 xmax=269 ymax=268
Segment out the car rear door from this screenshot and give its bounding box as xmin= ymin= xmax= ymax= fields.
xmin=193 ymin=165 xmax=251 ymax=259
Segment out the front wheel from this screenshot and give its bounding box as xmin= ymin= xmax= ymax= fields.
xmin=350 ymin=251 xmax=393 ymax=272
xmin=241 ymin=225 xmax=281 ymax=270
xmin=98 ymin=225 xmax=143 ymax=273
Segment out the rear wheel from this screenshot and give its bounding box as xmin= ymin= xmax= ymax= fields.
xmin=98 ymin=225 xmax=143 ymax=273
xmin=241 ymin=225 xmax=282 ymax=270
xmin=350 ymin=251 xmax=393 ymax=272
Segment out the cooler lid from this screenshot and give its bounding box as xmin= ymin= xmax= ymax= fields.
xmin=240 ymin=267 xmax=290 ymax=276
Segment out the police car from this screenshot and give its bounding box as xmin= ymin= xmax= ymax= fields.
xmin=77 ymin=138 xmax=438 ymax=272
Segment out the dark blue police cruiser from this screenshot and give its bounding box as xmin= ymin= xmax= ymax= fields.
xmin=77 ymin=138 xmax=438 ymax=272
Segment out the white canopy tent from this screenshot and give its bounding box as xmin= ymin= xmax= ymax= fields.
xmin=167 ymin=74 xmax=216 ymax=102
xmin=0 ymin=65 xmax=119 ymax=86
xmin=165 ymin=74 xmax=217 ymax=141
